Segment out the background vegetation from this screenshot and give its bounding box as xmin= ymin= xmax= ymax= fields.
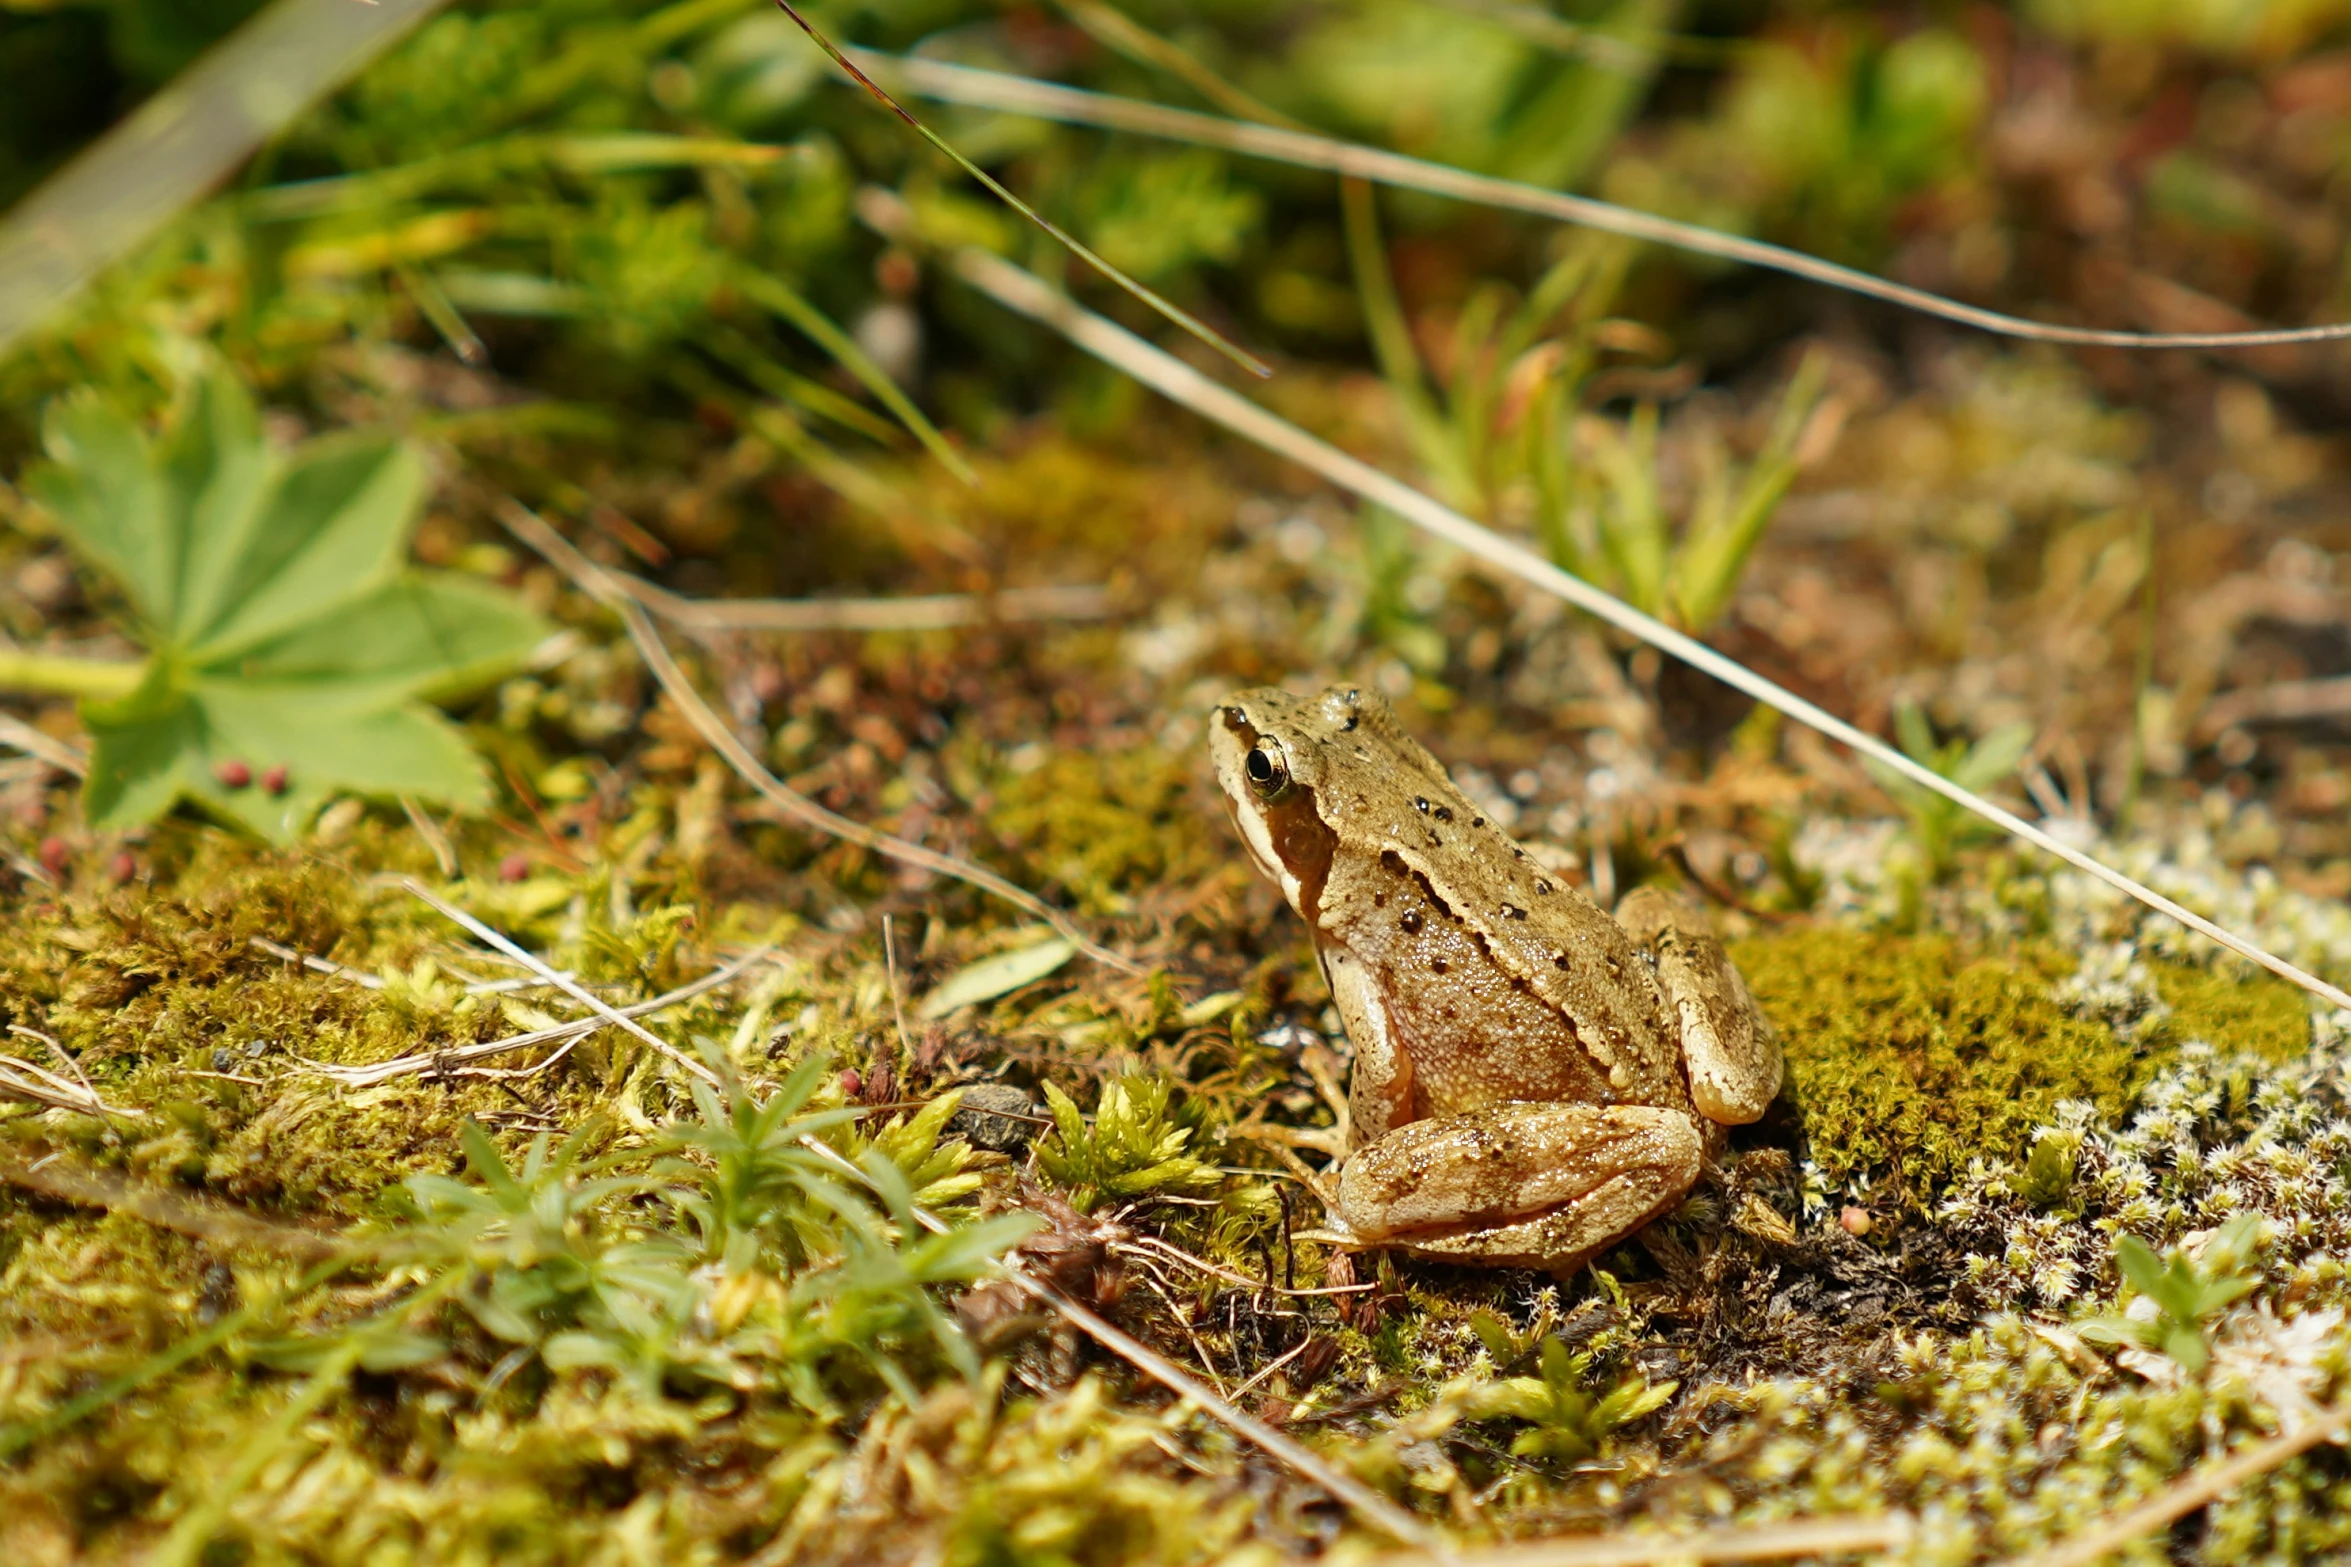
xmin=8 ymin=0 xmax=2351 ymax=1561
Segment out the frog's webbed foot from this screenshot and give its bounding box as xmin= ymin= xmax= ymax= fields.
xmin=1333 ymin=1103 xmax=1702 ymax=1275
xmin=1615 ymin=886 xmax=1784 ymax=1125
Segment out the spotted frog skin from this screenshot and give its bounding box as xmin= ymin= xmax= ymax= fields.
xmin=1210 ymin=685 xmax=1783 ymax=1275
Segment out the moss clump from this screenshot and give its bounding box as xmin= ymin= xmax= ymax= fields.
xmin=1731 ymin=928 xmax=2148 ymax=1199
xmin=984 ymin=746 xmax=1213 ymax=917
xmin=2153 ymin=959 xmax=2312 ymax=1059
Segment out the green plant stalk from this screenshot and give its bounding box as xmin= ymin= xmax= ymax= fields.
xmin=0 ymin=647 xmax=145 ymax=702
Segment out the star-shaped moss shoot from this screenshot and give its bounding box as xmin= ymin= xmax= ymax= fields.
xmin=27 ymin=363 xmax=547 ymax=842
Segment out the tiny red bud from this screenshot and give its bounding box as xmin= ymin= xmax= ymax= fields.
xmin=1839 ymin=1206 xmax=1873 ymax=1237
xmin=215 ymin=759 xmax=252 ymax=790
xmin=838 ymin=1069 xmax=863 ymax=1098
xmin=37 ymin=836 xmax=69 ymax=877
xmin=261 ymin=765 xmax=289 ymax=796
xmin=107 ymin=850 xmax=137 ymax=885
xmin=497 ymin=852 xmax=531 ymax=883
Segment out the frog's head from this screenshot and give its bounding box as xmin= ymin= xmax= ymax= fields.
xmin=1209 ymin=686 xmax=1369 ymax=917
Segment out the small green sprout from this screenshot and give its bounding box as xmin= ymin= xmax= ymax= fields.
xmin=2076 ymin=1213 xmax=2265 ymax=1376
xmin=1863 ymin=699 xmax=2034 ymax=883
xmin=1461 ymin=1335 xmax=1677 ymax=1464
xmin=1033 ymin=1073 xmax=1220 ymax=1212
xmin=2013 ymin=1129 xmax=2082 ymax=1211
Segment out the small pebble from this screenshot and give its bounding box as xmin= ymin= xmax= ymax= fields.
xmin=215 ymin=759 xmax=253 ymax=789
xmin=1840 ymin=1206 xmax=1874 ymax=1237
xmin=948 ymin=1082 xmax=1040 ymax=1153
xmin=211 ymin=1048 xmax=235 ymax=1073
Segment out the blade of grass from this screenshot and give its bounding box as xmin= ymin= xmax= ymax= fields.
xmin=732 ymin=267 xmax=977 ymax=485
xmin=862 ymin=53 xmax=2351 ymax=354
xmin=772 ymin=1 xmax=1271 ymax=380
xmin=936 ymin=237 xmax=2351 ymax=1014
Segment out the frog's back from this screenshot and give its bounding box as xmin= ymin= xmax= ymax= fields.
xmin=1269 ymin=686 xmax=1686 ymax=1104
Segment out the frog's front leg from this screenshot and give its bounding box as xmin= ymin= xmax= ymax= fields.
xmin=1333 ymin=1103 xmax=1703 ymax=1275
xmin=1615 ymin=887 xmax=1783 ymax=1125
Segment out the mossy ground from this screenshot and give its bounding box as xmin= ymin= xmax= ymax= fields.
xmin=4 ymin=708 xmax=2348 ymax=1564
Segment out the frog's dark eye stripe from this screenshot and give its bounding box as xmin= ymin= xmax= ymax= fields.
xmin=1244 ymin=742 xmax=1290 ymax=798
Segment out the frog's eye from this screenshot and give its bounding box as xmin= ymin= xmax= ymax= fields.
xmin=1244 ymin=742 xmax=1292 ymax=800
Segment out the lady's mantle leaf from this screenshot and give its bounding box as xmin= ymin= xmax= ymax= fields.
xmin=28 ymin=362 xmax=547 ymax=841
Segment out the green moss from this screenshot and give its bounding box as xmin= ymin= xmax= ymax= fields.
xmin=983 ymin=745 xmax=1213 ymax=918
xmin=2152 ymin=959 xmax=2312 ymax=1059
xmin=1732 ymin=927 xmax=2148 ymax=1199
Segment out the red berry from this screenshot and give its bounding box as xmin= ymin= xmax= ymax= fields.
xmin=838 ymin=1069 xmax=863 ymax=1098
xmin=106 ymin=850 xmax=137 ymax=885
xmin=497 ymin=852 xmax=531 ymax=883
xmin=37 ymin=836 xmax=68 ymax=877
xmin=261 ymin=765 xmax=289 ymax=796
xmin=1839 ymin=1206 xmax=1874 ymax=1238
xmin=215 ymin=759 xmax=252 ymax=789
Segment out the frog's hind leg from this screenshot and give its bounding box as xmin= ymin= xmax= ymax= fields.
xmin=1615 ymin=887 xmax=1784 ymax=1125
xmin=1334 ymin=1103 xmax=1702 ymax=1275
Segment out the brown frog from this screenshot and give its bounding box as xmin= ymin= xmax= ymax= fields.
xmin=1210 ymin=685 xmax=1782 ymax=1274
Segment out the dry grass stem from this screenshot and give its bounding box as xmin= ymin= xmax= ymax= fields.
xmin=401 ymin=878 xmax=727 ymax=1087
xmin=250 ymin=935 xmax=388 ymax=990
xmin=497 ymin=496 xmax=1142 ymax=974
xmin=2008 ymin=1408 xmax=2351 ymax=1567
xmin=0 ymin=712 xmax=88 ymax=775
xmin=0 ymin=1055 xmax=138 ymax=1119
xmin=865 ymin=52 xmax=2351 ymax=354
xmin=943 ymin=241 xmax=2351 ymax=1014
xmin=1366 ymin=1515 xmax=1915 ymax=1567
xmin=302 ymin=948 xmax=766 ymax=1087
xmin=624 ymin=571 xmax=1116 ymax=633
xmin=400 ymin=796 xmax=460 ymax=877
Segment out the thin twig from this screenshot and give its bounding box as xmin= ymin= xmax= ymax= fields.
xmin=862 ymin=52 xmax=2351 ymax=354
xmin=495 ymin=497 xmax=1140 ymax=975
xmin=624 ymin=572 xmax=1117 ymax=633
xmin=1364 ymin=1515 xmax=1914 ymax=1567
xmin=400 ymin=878 xmax=726 ymax=1087
xmin=2006 ymin=1407 xmax=2351 ymax=1567
xmin=795 ymin=1133 xmax=1444 ymax=1552
xmin=939 ymin=240 xmax=2351 ymax=1015
xmin=0 ymin=1051 xmax=140 ymax=1121
xmin=881 ymin=913 xmax=913 ymax=1063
